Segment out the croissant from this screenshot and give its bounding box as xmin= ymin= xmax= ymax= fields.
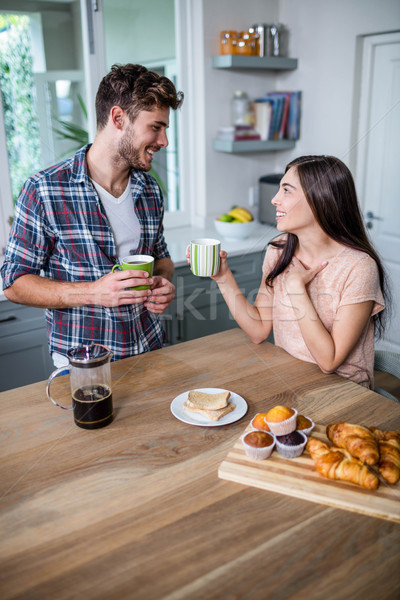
xmin=326 ymin=422 xmax=379 ymax=466
xmin=369 ymin=427 xmax=400 ymax=485
xmin=306 ymin=437 xmax=379 ymax=490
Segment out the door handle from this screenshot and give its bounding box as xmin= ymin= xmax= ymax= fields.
xmin=365 ymin=211 xmax=383 ymax=229
xmin=0 ymin=315 xmax=17 ymax=324
xmin=176 ymin=313 xmax=184 ymax=341
xmin=365 ymin=211 xmax=383 ymax=220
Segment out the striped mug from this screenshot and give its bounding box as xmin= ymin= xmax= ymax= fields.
xmin=189 ymin=238 xmax=221 ymax=277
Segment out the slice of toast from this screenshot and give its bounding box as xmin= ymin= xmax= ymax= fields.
xmin=183 ymin=400 xmax=235 ymax=421
xmin=187 ymin=390 xmax=230 ymax=410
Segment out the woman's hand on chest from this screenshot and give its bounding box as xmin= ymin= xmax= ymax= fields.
xmin=285 ymin=256 xmax=328 ymax=294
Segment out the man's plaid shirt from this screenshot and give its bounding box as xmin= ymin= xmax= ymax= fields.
xmin=1 ymin=145 xmax=171 ymax=360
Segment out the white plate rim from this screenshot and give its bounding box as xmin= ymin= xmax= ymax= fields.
xmin=170 ymin=387 xmax=248 ymax=427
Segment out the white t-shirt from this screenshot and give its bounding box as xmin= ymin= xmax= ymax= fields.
xmin=92 ymin=179 xmax=141 ymax=260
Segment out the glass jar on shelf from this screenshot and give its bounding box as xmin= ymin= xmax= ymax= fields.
xmin=230 ymin=91 xmax=251 ymax=126
xmin=236 ymin=38 xmax=253 ymax=55
xmin=220 ymin=30 xmax=237 ymax=55
xmin=248 ymin=27 xmax=260 ymax=55
xmin=238 ymin=30 xmax=257 ymax=55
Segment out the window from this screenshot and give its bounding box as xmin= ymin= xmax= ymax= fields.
xmin=101 ymin=0 xmax=186 ymax=225
xmin=0 ymin=0 xmax=87 ymax=251
xmin=0 ymin=0 xmax=188 ymax=252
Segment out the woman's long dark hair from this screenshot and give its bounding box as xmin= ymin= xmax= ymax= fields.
xmin=265 ymin=155 xmax=390 ymax=336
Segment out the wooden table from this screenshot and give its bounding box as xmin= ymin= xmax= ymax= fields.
xmin=1 ymin=329 xmax=399 ymax=600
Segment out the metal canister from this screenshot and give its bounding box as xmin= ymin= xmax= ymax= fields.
xmin=251 ymin=24 xmax=288 ymax=57
xmin=258 ymin=174 xmax=283 ymax=224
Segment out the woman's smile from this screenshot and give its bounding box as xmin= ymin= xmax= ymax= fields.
xmin=272 ymin=167 xmax=316 ymax=233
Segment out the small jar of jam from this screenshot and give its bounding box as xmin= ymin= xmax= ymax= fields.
xmin=248 ymin=27 xmax=260 ymax=55
xmin=236 ymin=38 xmax=254 ymax=55
xmin=220 ymin=30 xmax=237 ymax=55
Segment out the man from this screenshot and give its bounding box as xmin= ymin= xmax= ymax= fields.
xmin=1 ymin=64 xmax=184 ymax=365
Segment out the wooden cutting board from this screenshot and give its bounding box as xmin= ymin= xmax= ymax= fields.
xmin=218 ymin=423 xmax=400 ymax=522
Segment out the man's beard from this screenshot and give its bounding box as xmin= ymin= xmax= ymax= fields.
xmin=117 ymin=128 xmax=150 ymax=172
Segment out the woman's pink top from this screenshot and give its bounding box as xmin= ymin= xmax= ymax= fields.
xmin=262 ymin=242 xmax=385 ymax=388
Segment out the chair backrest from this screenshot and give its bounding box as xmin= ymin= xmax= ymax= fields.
xmin=374 ymin=351 xmax=400 ymax=379
xmin=374 ymin=350 xmax=400 ymax=402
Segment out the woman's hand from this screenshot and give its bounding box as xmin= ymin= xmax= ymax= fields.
xmin=186 ymin=248 xmax=230 ymax=281
xmin=211 ymin=251 xmax=230 ymax=282
xmin=285 ymin=257 xmax=328 ymax=294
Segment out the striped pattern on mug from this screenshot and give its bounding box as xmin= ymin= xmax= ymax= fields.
xmin=190 ymin=238 xmax=221 ymax=277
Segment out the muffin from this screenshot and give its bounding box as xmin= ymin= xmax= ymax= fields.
xmin=296 ymin=414 xmax=314 ymax=436
xmin=241 ymin=430 xmax=276 ymax=460
xmin=264 ymin=405 xmax=298 ymax=436
xmin=250 ymin=413 xmax=271 ymax=432
xmin=275 ymin=430 xmax=307 ymax=458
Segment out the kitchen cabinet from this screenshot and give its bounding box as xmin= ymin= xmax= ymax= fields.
xmin=161 ymin=250 xmax=271 ymax=345
xmin=0 ymin=301 xmax=53 ymax=391
xmin=212 ymin=54 xmax=299 ymax=154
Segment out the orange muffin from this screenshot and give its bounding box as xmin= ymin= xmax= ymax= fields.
xmin=265 ymin=406 xmax=298 ymax=436
xmin=241 ymin=431 xmax=275 ymax=460
xmin=265 ymin=405 xmax=295 ymax=422
xmin=250 ymin=413 xmax=271 ymax=432
xmin=296 ymin=414 xmax=314 ymax=436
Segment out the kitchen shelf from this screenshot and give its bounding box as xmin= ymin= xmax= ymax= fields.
xmin=213 ymin=139 xmax=295 ymax=153
xmin=212 ymin=55 xmax=298 ymax=70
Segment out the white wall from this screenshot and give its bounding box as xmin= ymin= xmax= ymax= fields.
xmin=278 ymin=0 xmax=400 ymax=170
xmin=199 ymin=0 xmax=400 ymax=221
xmin=201 ymin=0 xmax=281 ymax=223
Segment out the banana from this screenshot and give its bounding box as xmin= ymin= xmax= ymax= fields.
xmin=228 ymin=207 xmax=253 ymax=223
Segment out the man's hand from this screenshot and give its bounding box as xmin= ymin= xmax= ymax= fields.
xmin=90 ymin=270 xmax=153 ymax=307
xmin=144 ymin=276 xmax=175 ymax=313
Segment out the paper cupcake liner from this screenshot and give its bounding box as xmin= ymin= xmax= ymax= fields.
xmin=296 ymin=416 xmax=314 ymax=437
xmin=264 ymin=408 xmax=298 ymax=436
xmin=241 ymin=432 xmax=276 ymax=460
xmin=275 ymin=430 xmax=307 ymax=458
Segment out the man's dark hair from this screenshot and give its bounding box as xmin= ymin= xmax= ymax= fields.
xmin=95 ymin=63 xmax=184 ymax=129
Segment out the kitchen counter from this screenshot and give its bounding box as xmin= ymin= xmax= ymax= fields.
xmin=1 ymin=328 xmax=399 ymax=599
xmin=0 ymin=221 xmax=278 ymax=300
xmin=164 ymin=220 xmax=278 ymax=267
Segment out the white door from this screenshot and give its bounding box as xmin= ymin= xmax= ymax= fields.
xmin=355 ymin=32 xmax=400 ymax=353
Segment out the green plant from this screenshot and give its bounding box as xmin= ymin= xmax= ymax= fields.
xmin=53 ymin=94 xmax=89 ymax=153
xmin=0 ymin=13 xmax=41 ymax=205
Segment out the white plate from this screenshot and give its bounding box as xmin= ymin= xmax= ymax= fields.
xmin=170 ymin=387 xmax=248 ymax=427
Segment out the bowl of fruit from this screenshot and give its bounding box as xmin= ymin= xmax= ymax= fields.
xmin=214 ymin=206 xmax=256 ymax=239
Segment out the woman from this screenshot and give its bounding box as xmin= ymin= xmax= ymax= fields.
xmin=212 ymin=155 xmax=389 ymax=389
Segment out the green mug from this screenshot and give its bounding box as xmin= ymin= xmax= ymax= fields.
xmin=112 ymin=255 xmax=154 ymax=290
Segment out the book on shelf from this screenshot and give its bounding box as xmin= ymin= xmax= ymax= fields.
xmin=287 ymin=91 xmax=302 ymax=140
xmin=216 ymin=125 xmax=261 ymax=142
xmin=251 ymin=100 xmax=273 ymax=140
xmin=252 ymin=91 xmax=301 ymax=141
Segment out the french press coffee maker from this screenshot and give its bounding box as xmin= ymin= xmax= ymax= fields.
xmin=46 ymin=344 xmax=113 ymax=430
